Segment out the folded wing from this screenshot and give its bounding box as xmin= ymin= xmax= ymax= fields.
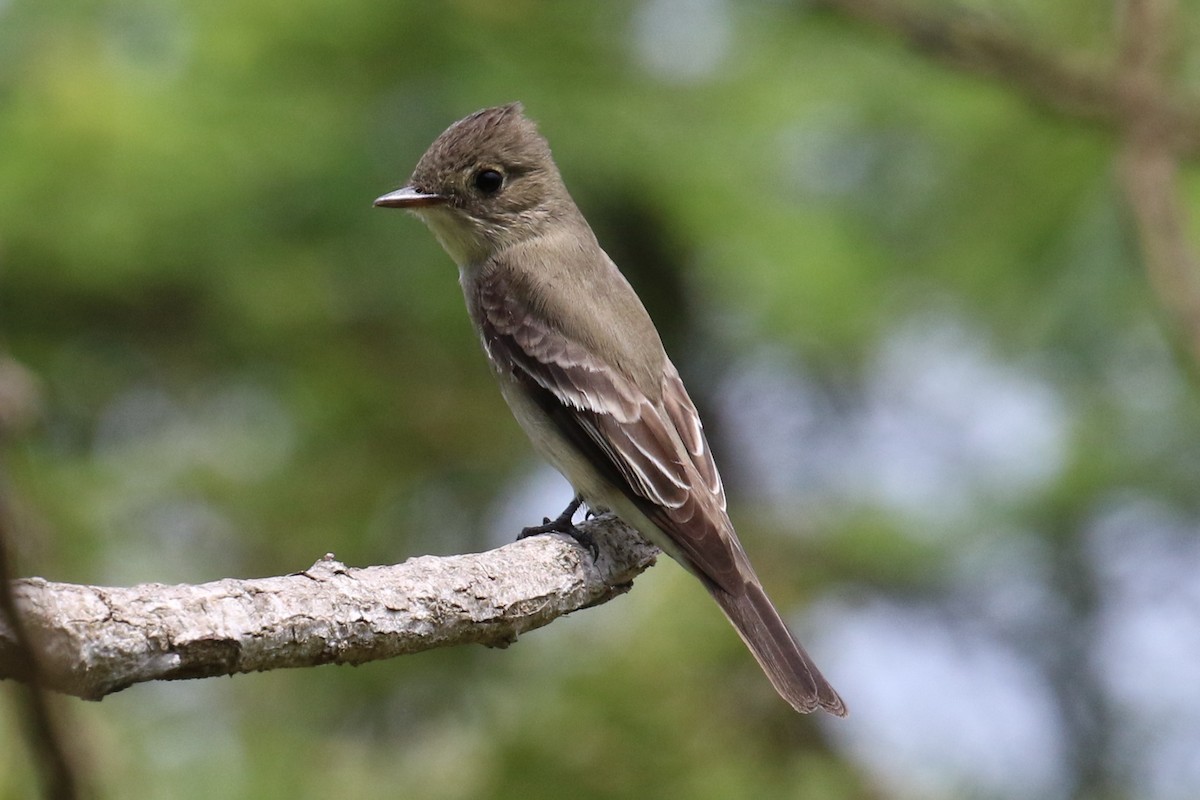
xmin=473 ymin=267 xmax=743 ymax=593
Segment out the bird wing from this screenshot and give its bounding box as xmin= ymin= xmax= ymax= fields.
xmin=473 ymin=267 xmax=745 ymax=594
xmin=471 ymin=259 xmax=847 ymax=717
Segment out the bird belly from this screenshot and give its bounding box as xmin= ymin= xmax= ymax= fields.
xmin=493 ymin=373 xmax=695 ymax=569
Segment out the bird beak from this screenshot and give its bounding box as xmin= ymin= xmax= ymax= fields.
xmin=373 ymin=186 xmax=446 ymax=209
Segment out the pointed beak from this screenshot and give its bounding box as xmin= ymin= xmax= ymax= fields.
xmin=373 ymin=186 xmax=446 ymax=209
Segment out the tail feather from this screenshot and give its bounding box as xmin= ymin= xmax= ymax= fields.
xmin=710 ymin=580 xmax=847 ymax=717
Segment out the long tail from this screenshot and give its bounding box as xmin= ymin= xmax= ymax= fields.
xmin=709 ymin=579 xmax=847 ymax=716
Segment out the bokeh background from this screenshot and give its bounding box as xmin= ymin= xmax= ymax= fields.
xmin=4 ymin=1 xmax=1200 ymax=798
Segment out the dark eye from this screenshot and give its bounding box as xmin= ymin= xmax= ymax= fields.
xmin=473 ymin=169 xmax=504 ymax=194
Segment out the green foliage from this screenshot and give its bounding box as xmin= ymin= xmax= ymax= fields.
xmin=4 ymin=1 xmax=1200 ymax=798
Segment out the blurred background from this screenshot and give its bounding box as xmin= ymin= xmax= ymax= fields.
xmin=3 ymin=1 xmax=1200 ymax=798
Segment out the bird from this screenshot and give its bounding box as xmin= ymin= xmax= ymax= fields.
xmin=374 ymin=103 xmax=846 ymax=716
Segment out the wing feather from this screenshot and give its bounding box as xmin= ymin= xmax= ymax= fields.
xmin=474 ymin=269 xmax=742 ymax=591
xmin=662 ymin=369 xmax=726 ymax=509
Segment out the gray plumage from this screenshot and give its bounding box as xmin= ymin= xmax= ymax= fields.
xmin=376 ymin=103 xmax=846 ymax=716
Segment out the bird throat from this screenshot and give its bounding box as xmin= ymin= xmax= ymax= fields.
xmin=414 ymin=207 xmax=492 ymax=270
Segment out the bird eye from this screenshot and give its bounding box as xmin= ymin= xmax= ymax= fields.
xmin=473 ymin=169 xmax=504 ymax=195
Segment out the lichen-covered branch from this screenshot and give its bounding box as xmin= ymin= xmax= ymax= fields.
xmin=0 ymin=516 xmax=658 ymax=701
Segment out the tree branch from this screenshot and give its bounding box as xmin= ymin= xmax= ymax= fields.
xmin=1 ymin=512 xmax=82 ymax=799
xmin=1 ymin=354 xmax=83 ymax=799
xmin=0 ymin=515 xmax=658 ymax=701
xmin=813 ymin=0 xmax=1200 ymax=158
xmin=1115 ymin=0 xmax=1200 ymax=365
xmin=816 ymin=0 xmax=1200 ymax=366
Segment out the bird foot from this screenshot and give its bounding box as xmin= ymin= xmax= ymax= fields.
xmin=518 ymin=495 xmax=598 ymax=560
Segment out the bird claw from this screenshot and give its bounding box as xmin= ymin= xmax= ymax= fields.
xmin=518 ymin=495 xmax=598 ymax=560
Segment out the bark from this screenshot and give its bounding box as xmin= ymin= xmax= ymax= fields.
xmin=0 ymin=516 xmax=658 ymax=701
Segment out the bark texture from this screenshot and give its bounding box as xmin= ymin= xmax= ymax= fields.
xmin=0 ymin=516 xmax=657 ymax=700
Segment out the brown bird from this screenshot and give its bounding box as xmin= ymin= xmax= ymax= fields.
xmin=375 ymin=103 xmax=846 ymax=716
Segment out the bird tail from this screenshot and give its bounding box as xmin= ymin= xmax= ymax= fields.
xmin=709 ymin=580 xmax=847 ymax=716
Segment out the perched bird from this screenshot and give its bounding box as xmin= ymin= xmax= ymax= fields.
xmin=375 ymin=103 xmax=845 ymax=716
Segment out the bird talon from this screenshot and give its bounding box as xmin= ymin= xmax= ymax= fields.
xmin=517 ymin=495 xmax=595 ymax=559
